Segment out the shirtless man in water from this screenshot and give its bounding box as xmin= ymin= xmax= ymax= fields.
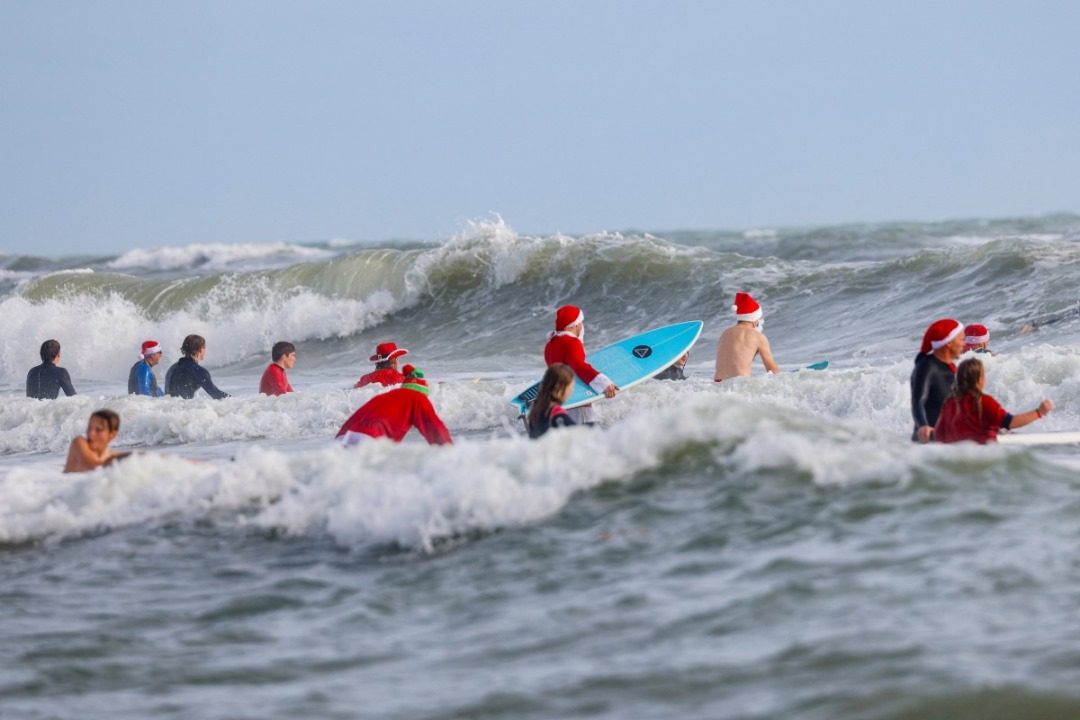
xmin=64 ymin=409 xmax=130 ymax=473
xmin=714 ymin=292 xmax=780 ymax=381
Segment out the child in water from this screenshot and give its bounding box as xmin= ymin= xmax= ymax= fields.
xmin=64 ymin=409 xmax=131 ymax=472
xmin=934 ymin=358 xmax=1054 ymax=444
xmin=526 ymin=363 xmax=578 ymax=439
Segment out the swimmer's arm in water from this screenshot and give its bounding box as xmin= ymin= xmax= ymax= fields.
xmin=63 ymin=436 xmax=131 ymax=473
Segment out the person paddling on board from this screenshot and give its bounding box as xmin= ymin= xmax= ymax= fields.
xmin=713 ymin=292 xmax=779 ymax=382
xmin=128 ymin=340 xmax=165 ymax=396
xmin=354 ymin=342 xmax=407 ymax=388
xmin=544 ymin=305 xmax=618 ymax=426
xmin=962 ymin=324 xmax=995 ymax=356
xmin=260 ymin=341 xmax=296 ymax=396
xmin=910 ymin=318 xmax=964 ymax=443
xmin=934 ymin=357 xmax=1053 ymax=444
xmin=336 ymin=366 xmax=453 ymax=446
xmin=64 ymin=409 xmax=131 ymax=473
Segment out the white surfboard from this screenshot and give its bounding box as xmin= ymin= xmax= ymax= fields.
xmin=998 ymin=431 xmax=1080 ymax=447
xmin=510 ymin=321 xmax=704 ymax=415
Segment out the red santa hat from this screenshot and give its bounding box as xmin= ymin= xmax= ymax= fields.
xmin=963 ymin=324 xmax=990 ymax=347
xmin=919 ymin=319 xmax=964 ymax=354
xmin=369 ymin=341 xmax=408 ymax=363
xmin=140 ymin=340 xmax=162 ymax=358
xmin=555 ymin=305 xmax=584 ymax=332
xmin=732 ymin=292 xmax=762 ymax=323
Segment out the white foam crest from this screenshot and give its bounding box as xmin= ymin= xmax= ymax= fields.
xmin=107 ymin=242 xmax=334 ymax=271
xmin=418 ymin=216 xmax=709 ymax=294
xmin=0 ymin=389 xmax=367 ymax=456
xmin=3 ymin=388 xmax=1068 ymax=548
xmin=743 ymin=227 xmax=779 ymax=239
xmin=0 ymin=281 xmax=398 ymax=383
xmin=0 ymin=452 xmax=294 ymax=546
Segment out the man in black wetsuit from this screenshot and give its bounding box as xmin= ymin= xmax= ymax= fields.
xmin=911 ymin=318 xmax=964 ymax=443
xmin=654 ymin=352 xmax=689 ymax=381
xmin=26 ymin=339 xmax=77 ymax=399
xmin=165 ymin=334 xmax=230 ymax=400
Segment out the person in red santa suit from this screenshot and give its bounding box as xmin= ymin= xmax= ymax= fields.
xmin=336 ymin=366 xmax=453 ymax=446
xmin=544 ymin=305 xmax=618 ymax=425
xmin=354 ymin=342 xmax=408 ymax=388
xmin=713 ymin=292 xmax=780 ymax=382
xmin=910 ymin=318 xmax=965 ymax=443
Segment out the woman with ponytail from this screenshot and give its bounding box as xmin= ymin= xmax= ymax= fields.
xmin=526 ymin=363 xmax=578 ymax=439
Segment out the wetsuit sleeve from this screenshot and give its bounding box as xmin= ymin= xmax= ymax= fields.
xmin=26 ymin=367 xmax=36 ymax=398
xmin=59 ymin=368 xmax=76 ymax=397
xmin=550 ymin=409 xmax=576 ymax=428
xmin=195 ymin=365 xmax=230 ymax=399
xmin=414 ymin=397 xmax=453 ymax=445
xmin=910 ymin=359 xmax=933 ymax=428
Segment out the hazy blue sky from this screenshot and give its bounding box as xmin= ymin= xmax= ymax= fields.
xmin=3 ymin=1 xmax=1079 ymax=256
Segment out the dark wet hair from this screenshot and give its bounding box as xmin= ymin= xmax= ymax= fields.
xmin=952 ymin=357 xmax=985 ymax=423
xmin=527 ymin=363 xmax=576 ymax=431
xmin=180 ymin=334 xmax=206 ymax=358
xmin=40 ymin=339 xmax=61 ymax=363
xmin=271 ymin=341 xmax=296 ymax=362
xmin=90 ymin=408 xmax=121 ymax=433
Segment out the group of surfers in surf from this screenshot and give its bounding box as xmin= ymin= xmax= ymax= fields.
xmin=30 ymin=291 xmax=1055 ymax=473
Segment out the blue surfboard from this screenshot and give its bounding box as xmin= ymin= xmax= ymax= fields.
xmin=510 ymin=321 xmax=704 ymax=415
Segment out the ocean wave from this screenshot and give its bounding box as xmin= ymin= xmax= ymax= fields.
xmin=3 ymin=217 xmax=1080 ymax=385
xmin=5 ymin=383 xmax=1076 ymax=549
xmin=107 ymin=242 xmax=336 ymax=272
xmin=2 ymin=345 xmax=1071 ymax=548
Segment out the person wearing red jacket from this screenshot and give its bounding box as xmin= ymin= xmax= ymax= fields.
xmin=336 ymin=367 xmax=453 ymax=446
xmin=934 ymin=357 xmax=1053 ymax=444
xmin=259 ymin=341 xmax=296 ymax=396
xmin=543 ymin=305 xmax=618 ymax=425
xmin=355 ymin=341 xmax=407 ymax=388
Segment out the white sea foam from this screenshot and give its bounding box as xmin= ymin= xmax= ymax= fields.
xmin=3 ymin=339 xmax=1078 ymax=549
xmin=0 ymin=283 xmax=400 ymax=384
xmin=7 ymin=385 xmax=1064 ymax=549
xmin=107 ymin=242 xmax=335 ymax=271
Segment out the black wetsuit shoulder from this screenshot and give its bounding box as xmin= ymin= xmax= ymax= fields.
xmin=527 ymin=406 xmax=577 ymax=439
xmin=654 ymin=365 xmax=686 ymax=381
xmin=165 ymin=356 xmax=229 ymax=399
xmin=26 ymin=363 xmax=76 ymax=399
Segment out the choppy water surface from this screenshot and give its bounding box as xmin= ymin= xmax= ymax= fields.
xmin=3 ymin=215 xmax=1080 ymax=718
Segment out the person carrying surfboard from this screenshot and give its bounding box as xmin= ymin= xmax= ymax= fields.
xmin=713 ymin=292 xmax=780 ymax=382
xmin=934 ymin=357 xmax=1053 ymax=444
xmin=910 ymin=318 xmax=964 ymax=443
xmin=544 ymin=305 xmax=618 ymax=425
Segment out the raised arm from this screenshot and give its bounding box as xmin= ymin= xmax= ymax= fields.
xmin=1007 ymin=399 xmax=1054 ymax=431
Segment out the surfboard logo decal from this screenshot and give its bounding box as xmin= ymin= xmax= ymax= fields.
xmin=632 ymin=345 xmax=653 ymax=359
